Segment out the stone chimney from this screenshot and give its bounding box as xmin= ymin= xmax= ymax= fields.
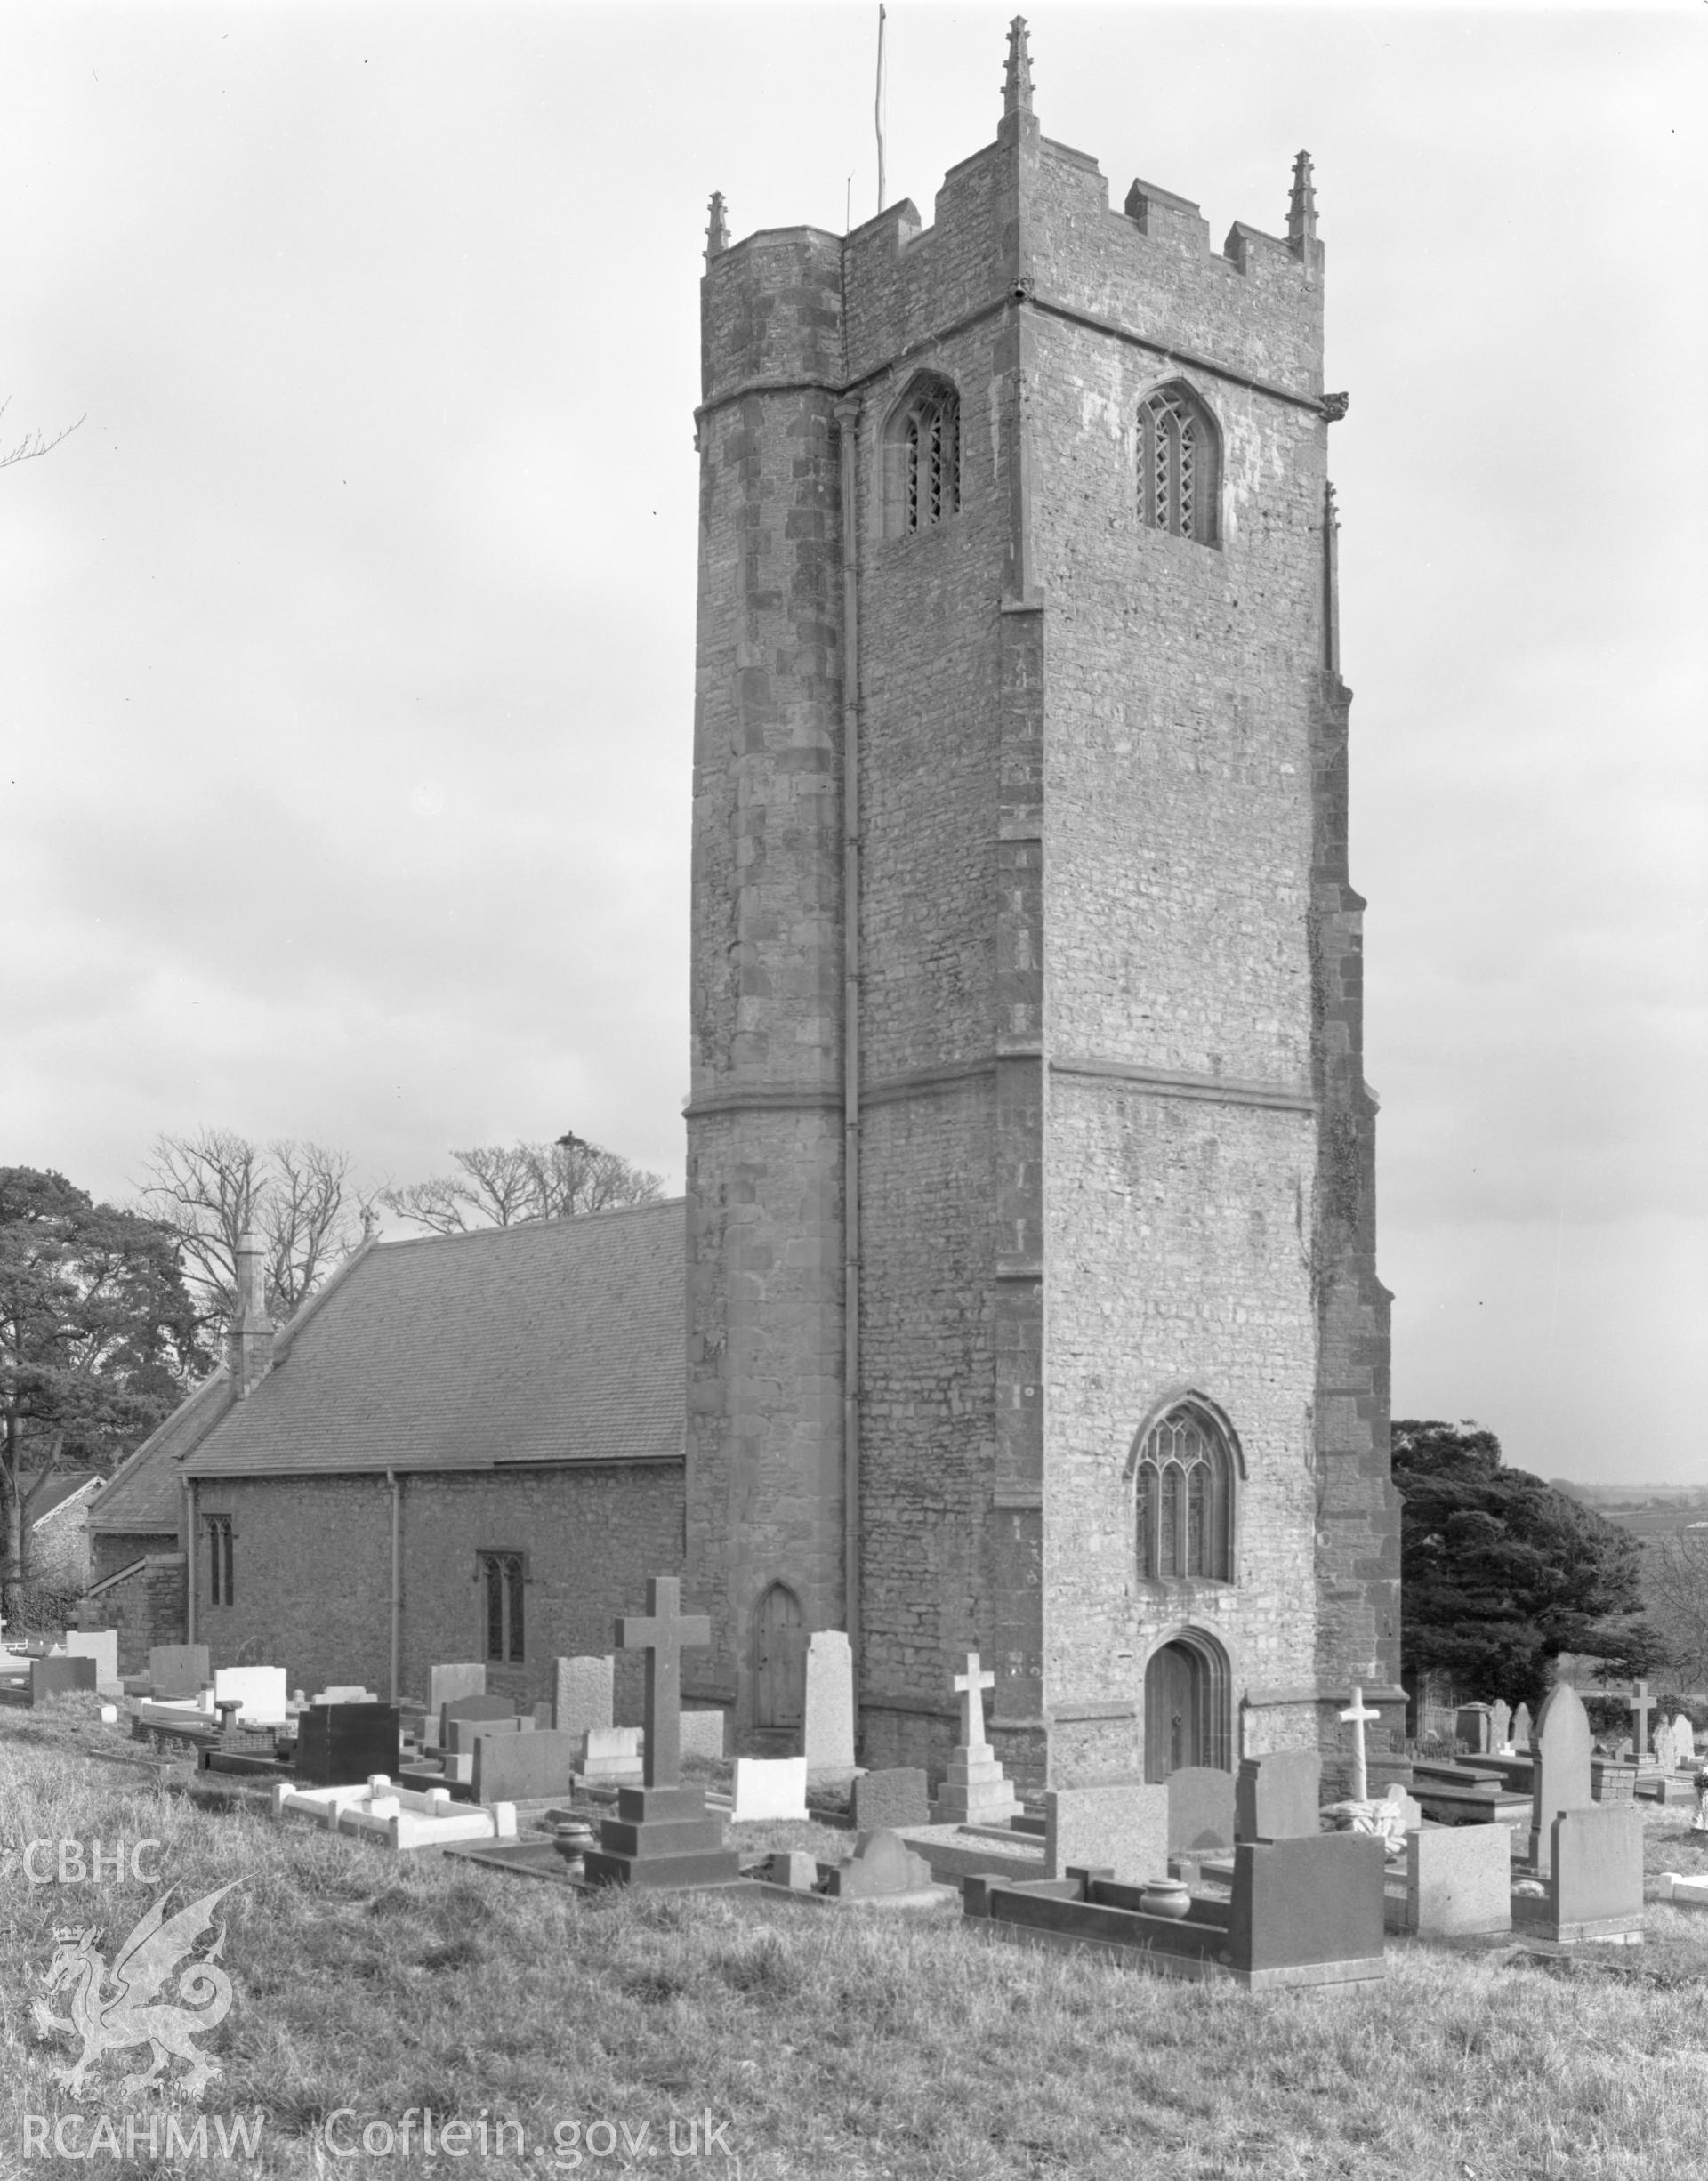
xmin=227 ymin=1229 xmax=274 ymax=1400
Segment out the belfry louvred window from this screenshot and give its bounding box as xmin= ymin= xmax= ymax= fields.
xmin=1139 ymin=382 xmax=1219 ymax=545
xmin=1135 ymin=1405 xmax=1234 ymax=1582
xmin=887 ymin=377 xmax=960 ymax=535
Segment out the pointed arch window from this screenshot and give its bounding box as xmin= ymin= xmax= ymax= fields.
xmin=1139 ymin=382 xmax=1220 ymax=546
xmin=1134 ymin=1404 xmax=1235 ymax=1582
xmin=884 ymin=376 xmax=960 ymax=537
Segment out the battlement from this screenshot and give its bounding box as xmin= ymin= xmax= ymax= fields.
xmin=702 ymin=29 xmax=1325 ymax=411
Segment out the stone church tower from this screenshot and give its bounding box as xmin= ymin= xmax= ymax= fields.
xmin=684 ymin=20 xmax=1400 ymax=1791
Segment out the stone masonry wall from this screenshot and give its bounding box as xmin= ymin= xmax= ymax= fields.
xmin=1021 ymin=132 xmax=1333 ymax=1778
xmin=189 ymin=1467 xmax=681 ymax=1718
xmin=686 ymin=226 xmax=851 ymax=1719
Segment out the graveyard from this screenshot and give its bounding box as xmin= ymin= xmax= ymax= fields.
xmin=7 ymin=1695 xmax=1708 ymax=2180
xmin=9 ymin=1583 xmax=1708 ymax=2178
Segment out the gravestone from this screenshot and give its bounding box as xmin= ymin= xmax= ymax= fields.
xmin=1489 ymin=1700 xmax=1512 ymax=1750
xmin=931 ymin=1653 xmax=1021 ymax=1824
xmin=1653 ymin=1722 xmax=1679 ymax=1775
xmin=680 ymin=1709 xmax=725 ymax=1763
xmin=1551 ymin=1803 xmax=1644 ymax=1936
xmin=1231 ymin=1831 xmax=1387 ymax=1981
xmin=149 ymin=1645 xmax=211 ymax=1699
xmin=1405 ymin=1824 xmax=1511 ymax=1938
xmin=471 ymin=1727 xmax=580 ymax=1804
xmin=1512 ymin=1702 xmax=1534 ymax=1752
xmin=1235 ymin=1750 xmax=1321 ymax=1842
xmin=439 ymin=1694 xmax=515 ymax=1750
xmin=1672 ymin=1712 xmax=1697 ymax=1763
xmin=447 ymin=1712 xmax=527 ymax=1756
xmin=214 ymin=1667 xmax=288 ymax=1725
xmin=732 ymin=1757 xmax=810 ymax=1822
xmin=311 ymin=1685 xmax=375 ymax=1705
xmin=553 ymin=1656 xmax=613 ymax=1743
xmin=581 ymin=1575 xmax=742 ymax=1891
xmin=1529 ymin=1681 xmax=1593 ymax=1875
xmin=769 ymin=1850 xmax=820 ymax=1891
xmin=853 ymin=1767 xmax=931 ymax=1833
xmin=1625 ymin=1680 xmax=1656 ymax=1757
xmin=1168 ymin=1767 xmax=1237 ymax=1853
xmin=28 ymin=1656 xmax=97 ymax=1702
xmin=1381 ymin=1783 xmax=1424 ymax=1831
xmin=1044 ymin=1781 xmax=1168 ymax=1884
xmin=60 ymin=1630 xmax=120 ymax=1693
xmin=296 ymin=1702 xmax=401 ymax=1787
xmin=1455 ymin=1704 xmax=1494 ymax=1756
xmin=1339 ymin=1686 xmax=1381 ymax=1802
xmin=803 ymin=1630 xmax=857 ymax=1774
xmin=826 ymin=1829 xmax=934 ymax=1901
xmin=580 ymin=1726 xmax=643 ymax=1783
xmin=429 ymin=1662 xmax=486 ymax=1718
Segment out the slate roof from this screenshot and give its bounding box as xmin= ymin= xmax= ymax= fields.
xmin=19 ymin=1472 xmax=101 ymax=1525
xmin=88 ymin=1371 xmax=234 ymax=1535
xmin=180 ymin=1197 xmax=686 ymax=1480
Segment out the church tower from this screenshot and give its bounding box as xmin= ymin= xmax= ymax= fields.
xmin=685 ymin=21 xmax=1399 ymax=1791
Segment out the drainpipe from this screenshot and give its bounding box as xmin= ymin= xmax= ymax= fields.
xmin=182 ymin=1477 xmax=197 ymax=1646
xmin=387 ymin=1470 xmax=401 ymax=1704
xmin=835 ymin=394 xmax=863 ymax=1668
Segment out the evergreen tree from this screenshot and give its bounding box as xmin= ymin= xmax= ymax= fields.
xmin=1393 ymin=1419 xmax=1665 ymax=1709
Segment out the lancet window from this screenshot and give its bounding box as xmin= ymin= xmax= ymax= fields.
xmin=1139 ymin=382 xmax=1220 ymax=545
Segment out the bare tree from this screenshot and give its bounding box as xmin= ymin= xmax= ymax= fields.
xmin=1 ymin=397 xmax=84 ymax=472
xmin=135 ymin=1129 xmax=375 ymax=1333
xmin=381 ymin=1131 xmax=665 ymax=1237
xmin=1648 ymin=1529 xmax=1708 ymax=1688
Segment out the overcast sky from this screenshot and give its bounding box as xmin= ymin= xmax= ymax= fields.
xmin=3 ymin=3 xmax=1703 ymax=1485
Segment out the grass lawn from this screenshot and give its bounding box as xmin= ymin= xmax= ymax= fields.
xmin=6 ymin=1700 xmax=1708 ymax=2178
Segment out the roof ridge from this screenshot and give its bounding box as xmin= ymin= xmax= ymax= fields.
xmin=372 ymin=1195 xmax=687 ymax=1254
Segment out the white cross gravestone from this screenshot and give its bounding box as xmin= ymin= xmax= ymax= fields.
xmin=1339 ymin=1686 xmax=1380 ymax=1805
xmin=933 ymin=1651 xmax=1020 ymax=1826
xmin=955 ymin=1653 xmax=995 ymax=1753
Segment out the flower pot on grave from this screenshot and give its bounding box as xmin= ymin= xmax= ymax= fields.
xmin=1139 ymin=1879 xmax=1192 ymax=1920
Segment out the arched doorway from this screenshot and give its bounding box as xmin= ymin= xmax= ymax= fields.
xmin=753 ymin=1582 xmax=806 ymax=1729
xmin=1143 ymin=1633 xmax=1231 ymax=1782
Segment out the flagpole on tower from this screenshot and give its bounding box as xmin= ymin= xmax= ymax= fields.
xmin=874 ymin=4 xmax=887 ymax=214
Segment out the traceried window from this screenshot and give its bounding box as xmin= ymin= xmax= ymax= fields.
xmin=205 ymin=1516 xmax=234 ymax=1606
xmin=1139 ymin=382 xmax=1220 ymax=546
xmin=479 ymin=1550 xmax=526 ymax=1663
xmin=884 ymin=376 xmax=960 ymax=536
xmin=1134 ymin=1406 xmax=1234 ymax=1582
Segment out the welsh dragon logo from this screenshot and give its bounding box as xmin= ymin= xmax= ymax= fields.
xmin=32 ymin=1883 xmax=240 ymax=2099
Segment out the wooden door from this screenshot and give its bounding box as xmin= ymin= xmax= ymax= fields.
xmin=753 ymin=1583 xmax=805 ymax=1728
xmin=1144 ymin=1641 xmax=1203 ymax=1783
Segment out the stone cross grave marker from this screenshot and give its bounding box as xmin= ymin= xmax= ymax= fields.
xmin=616 ymin=1575 xmax=709 ymax=1790
xmin=1626 ymin=1680 xmax=1655 ymax=1758
xmin=955 ymin=1653 xmax=995 ymax=1751
xmin=1340 ymin=1686 xmax=1380 ymax=1804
